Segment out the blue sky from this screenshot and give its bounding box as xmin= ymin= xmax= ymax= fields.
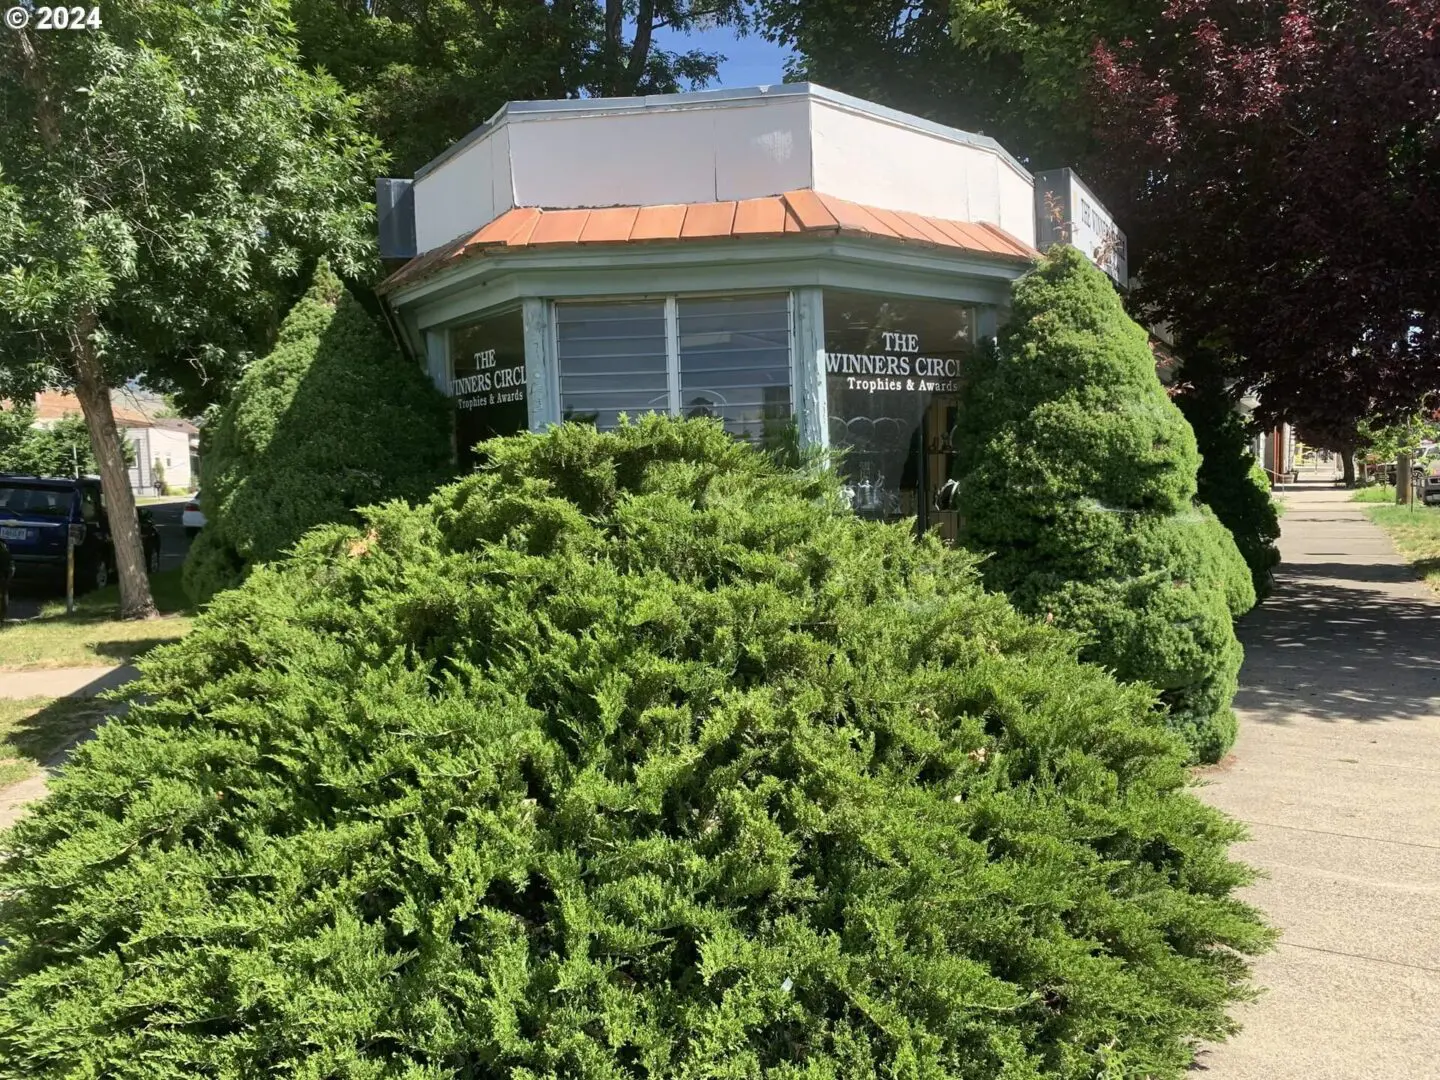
xmin=652 ymin=23 xmax=796 ymax=89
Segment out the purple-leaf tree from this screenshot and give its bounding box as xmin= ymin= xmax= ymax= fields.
xmin=1092 ymin=0 xmax=1440 ymax=476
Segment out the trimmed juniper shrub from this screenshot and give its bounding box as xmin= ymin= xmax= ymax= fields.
xmin=956 ymin=247 xmax=1254 ymax=764
xmin=183 ymin=261 xmax=453 ymax=604
xmin=1172 ymin=350 xmax=1282 ymax=600
xmin=0 ymin=417 xmax=1269 ymax=1078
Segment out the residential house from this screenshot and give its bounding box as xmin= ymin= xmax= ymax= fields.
xmin=31 ymin=391 xmax=200 ymax=493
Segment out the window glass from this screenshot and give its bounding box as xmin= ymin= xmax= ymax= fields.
xmin=80 ymin=488 xmax=100 ymax=522
xmin=677 ymin=295 xmax=792 ymax=446
xmin=823 ymin=291 xmax=975 ymax=531
xmin=449 ymin=308 xmax=528 ymax=468
xmin=557 ymin=302 xmax=669 ymax=429
xmin=0 ymin=485 xmax=69 ymax=517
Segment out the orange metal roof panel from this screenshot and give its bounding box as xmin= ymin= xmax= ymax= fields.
xmin=680 ymin=201 xmax=738 ymax=238
xmin=891 ymin=209 xmax=958 ymax=246
xmin=782 ymin=189 xmax=839 ymax=231
xmin=865 ymin=206 xmax=932 ymax=244
xmin=732 ymin=197 xmax=790 ymax=236
xmin=924 ymin=216 xmax=991 ymax=253
xmin=527 ymin=208 xmax=591 ymax=245
xmin=630 ymin=204 xmax=687 ymax=240
xmin=815 ymin=194 xmax=899 ymax=238
xmin=579 ymin=206 xmax=640 ymax=243
xmin=380 ymin=194 xmax=1037 ymax=295
xmin=978 ymin=221 xmax=1037 ymax=257
xmin=468 ymin=207 xmax=539 ymax=248
xmin=949 ymin=218 xmax=1015 ymax=256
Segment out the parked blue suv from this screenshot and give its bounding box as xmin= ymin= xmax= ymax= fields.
xmin=0 ymin=475 xmax=161 ymax=594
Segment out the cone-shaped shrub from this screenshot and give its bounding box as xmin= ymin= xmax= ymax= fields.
xmin=1172 ymin=349 xmax=1281 ymax=601
xmin=0 ymin=418 xmax=1270 ymax=1077
xmin=956 ymin=248 xmax=1255 ymax=764
xmin=184 ymin=261 xmax=453 ymax=603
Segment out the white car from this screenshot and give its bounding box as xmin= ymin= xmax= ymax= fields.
xmin=182 ymin=493 xmax=206 ymax=538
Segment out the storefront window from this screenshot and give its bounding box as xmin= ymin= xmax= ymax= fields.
xmin=823 ymin=291 xmax=976 ymax=537
xmin=556 ymin=295 xmax=794 ymax=444
xmin=677 ymin=295 xmax=791 ymax=443
xmin=557 ymin=302 xmax=669 ymax=428
xmin=450 ymin=308 xmax=528 ymax=468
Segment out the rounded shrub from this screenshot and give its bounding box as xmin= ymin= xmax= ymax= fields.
xmin=183 ymin=262 xmax=453 ymax=603
xmin=0 ymin=418 xmax=1269 ymax=1077
xmin=956 ymin=247 xmax=1255 ymax=764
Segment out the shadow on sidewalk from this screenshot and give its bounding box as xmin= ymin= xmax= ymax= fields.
xmin=1236 ymin=574 xmax=1440 ymax=724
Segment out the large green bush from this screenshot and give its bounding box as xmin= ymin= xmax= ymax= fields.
xmin=1172 ymin=349 xmax=1281 ymax=599
xmin=0 ymin=406 xmax=102 ymax=476
xmin=956 ymin=248 xmax=1254 ymax=764
xmin=0 ymin=418 xmax=1269 ymax=1077
xmin=184 ymin=262 xmax=453 ymax=603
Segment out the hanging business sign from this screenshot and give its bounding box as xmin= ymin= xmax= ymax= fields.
xmin=449 ymin=309 xmax=528 ymax=466
xmin=1033 ymin=167 xmax=1128 ymax=286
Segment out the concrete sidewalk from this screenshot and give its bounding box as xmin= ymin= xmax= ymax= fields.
xmin=1197 ymin=487 xmax=1440 ymax=1079
xmin=0 ymin=665 xmax=138 ymax=831
xmin=0 ymin=665 xmax=139 ymax=700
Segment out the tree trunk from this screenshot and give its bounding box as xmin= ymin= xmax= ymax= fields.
xmin=69 ymin=312 xmax=156 ymax=619
xmin=15 ymin=26 xmax=155 ymax=618
xmin=1341 ymin=450 xmax=1357 ymax=488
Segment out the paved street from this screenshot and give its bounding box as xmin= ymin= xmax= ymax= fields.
xmin=1196 ymin=487 xmax=1440 ymax=1079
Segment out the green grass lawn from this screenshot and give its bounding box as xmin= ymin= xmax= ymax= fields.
xmin=1351 ymin=485 xmax=1397 ymax=504
xmin=0 ymin=696 xmax=111 ymax=788
xmin=0 ymin=568 xmax=194 ymax=670
xmin=1365 ymin=502 xmax=1440 ymax=592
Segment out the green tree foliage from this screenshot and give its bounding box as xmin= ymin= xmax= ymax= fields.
xmin=1356 ymin=410 xmax=1440 ymax=468
xmin=184 ymin=263 xmax=453 ymax=603
xmin=957 ymin=248 xmax=1254 ymax=764
xmin=0 ymin=407 xmax=101 ymax=477
xmin=293 ymin=0 xmax=751 ymax=175
xmin=1172 ymin=351 xmax=1281 ymax=600
xmin=0 ymin=416 xmax=1270 ymax=1076
xmin=757 ymin=0 xmax=1170 ymax=168
xmin=0 ymin=0 xmax=384 ymax=616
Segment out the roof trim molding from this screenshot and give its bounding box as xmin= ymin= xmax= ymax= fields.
xmin=391 ymin=234 xmax=1026 ymax=322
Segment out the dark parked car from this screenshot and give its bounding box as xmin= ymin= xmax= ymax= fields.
xmin=0 ymin=475 xmax=161 ymax=594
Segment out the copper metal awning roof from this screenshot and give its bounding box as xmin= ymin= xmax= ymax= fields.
xmin=379 ymin=190 xmax=1038 ymax=295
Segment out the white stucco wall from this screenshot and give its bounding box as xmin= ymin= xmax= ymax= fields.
xmin=508 ymin=95 xmax=813 ymax=210
xmin=414 ymin=123 xmax=516 ymax=252
xmin=408 ymin=85 xmax=1043 ymax=253
xmin=808 ymin=99 xmax=1035 ymax=247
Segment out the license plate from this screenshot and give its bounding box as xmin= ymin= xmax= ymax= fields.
xmin=0 ymin=526 xmax=27 ymax=541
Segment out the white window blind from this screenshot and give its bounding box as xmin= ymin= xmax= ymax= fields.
xmin=556 ymin=302 xmax=669 ymax=429
xmin=677 ymin=296 xmax=792 ymax=441
xmin=554 ymin=294 xmax=794 ymax=437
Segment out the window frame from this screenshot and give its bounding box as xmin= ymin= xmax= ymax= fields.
xmin=549 ymin=289 xmax=797 ymax=430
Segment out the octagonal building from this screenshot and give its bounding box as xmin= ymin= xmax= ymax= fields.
xmin=377 ymin=82 xmax=1127 ymax=539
